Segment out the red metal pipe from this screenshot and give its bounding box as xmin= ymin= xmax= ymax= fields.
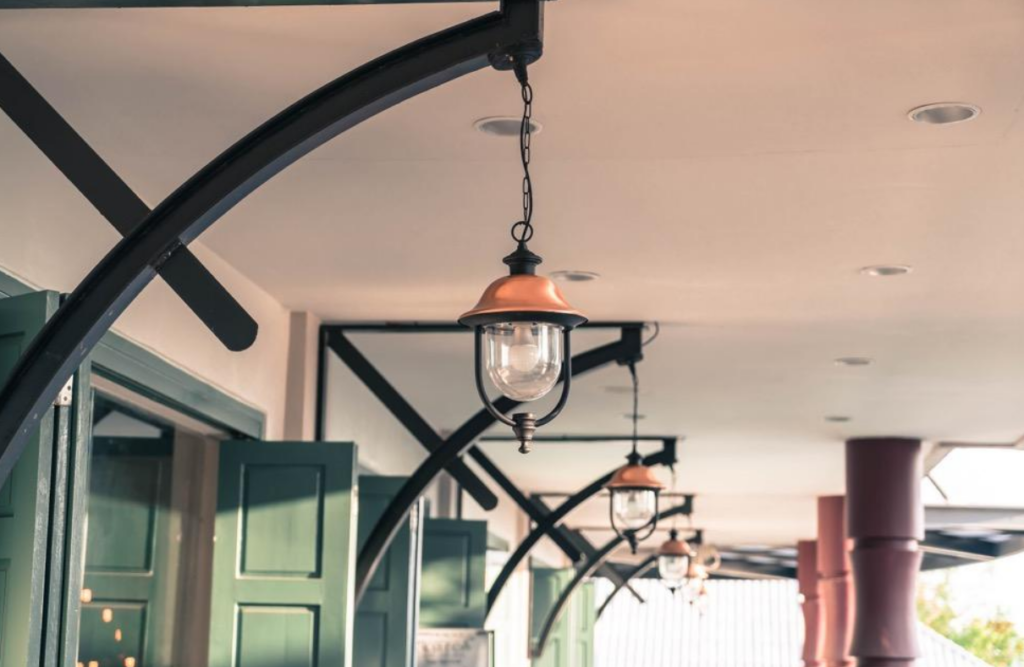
xmin=799 ymin=540 xmax=824 ymax=667
xmin=818 ymin=495 xmax=853 ymax=667
xmin=846 ymin=438 xmax=923 ymax=667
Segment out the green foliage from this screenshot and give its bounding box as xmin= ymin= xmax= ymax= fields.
xmin=918 ymin=579 xmax=1024 ymax=667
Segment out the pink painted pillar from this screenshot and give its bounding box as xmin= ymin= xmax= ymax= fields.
xmin=846 ymin=438 xmax=923 ymax=667
xmin=818 ymin=496 xmax=853 ymax=667
xmin=798 ymin=541 xmax=824 ymax=667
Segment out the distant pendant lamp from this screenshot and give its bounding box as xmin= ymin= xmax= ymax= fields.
xmin=658 ymin=528 xmax=693 ymax=593
xmin=605 ymin=362 xmax=665 ymax=553
xmin=460 ymin=59 xmax=586 ymax=454
xmin=684 ymin=543 xmax=721 ymax=607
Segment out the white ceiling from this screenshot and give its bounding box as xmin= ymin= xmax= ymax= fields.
xmin=4 ymin=0 xmax=1024 ymax=548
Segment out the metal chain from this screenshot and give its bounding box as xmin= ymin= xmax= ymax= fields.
xmin=629 ymin=361 xmax=639 ymax=456
xmin=511 ymin=62 xmax=534 ymax=244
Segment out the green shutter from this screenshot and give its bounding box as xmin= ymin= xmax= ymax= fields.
xmin=572 ymin=582 xmax=595 ymax=667
xmin=530 ymin=568 xmax=572 ymax=667
xmin=78 ymin=437 xmax=174 ymax=667
xmin=0 ymin=292 xmax=59 ymax=667
xmin=208 ymin=441 xmax=358 ymax=667
xmin=420 ymin=519 xmax=487 ymax=629
xmin=354 ymin=476 xmax=422 ymax=667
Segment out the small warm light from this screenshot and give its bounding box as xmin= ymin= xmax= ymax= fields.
xmin=80 ymin=588 xmax=93 ymax=603
xmin=115 ymin=629 xmax=123 ymax=642
xmin=89 ymin=662 xmax=99 ymax=667
xmin=124 ymin=658 xmax=136 ymax=667
xmin=102 ymin=608 xmax=113 ymax=623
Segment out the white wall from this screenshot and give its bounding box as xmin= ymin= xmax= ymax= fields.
xmin=0 ymin=240 xmax=291 ymax=438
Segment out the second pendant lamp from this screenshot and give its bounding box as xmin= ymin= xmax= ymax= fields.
xmin=605 ymin=361 xmax=665 ymax=553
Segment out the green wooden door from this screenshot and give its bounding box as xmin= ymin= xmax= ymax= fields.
xmin=530 ymin=568 xmax=572 ymax=667
xmin=78 ymin=436 xmax=174 ymax=667
xmin=0 ymin=292 xmax=59 ymax=667
xmin=354 ymin=476 xmax=422 ymax=667
xmin=572 ymin=583 xmax=595 ymax=667
xmin=208 ymin=440 xmax=358 ymax=667
xmin=419 ymin=519 xmax=487 ymax=629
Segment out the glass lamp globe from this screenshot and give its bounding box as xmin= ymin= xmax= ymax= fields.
xmin=611 ymin=488 xmax=658 ymax=530
xmin=657 ymin=529 xmax=692 ymax=589
xmin=483 ymin=322 xmax=563 ymax=401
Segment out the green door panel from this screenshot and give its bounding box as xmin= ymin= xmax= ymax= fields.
xmin=354 ymin=476 xmax=423 ymax=667
xmin=0 ymin=291 xmax=59 ymax=667
xmin=420 ymin=519 xmax=487 ymax=629
xmin=573 ymin=583 xmax=595 ymax=667
xmin=209 ymin=441 xmax=358 ymax=667
xmin=79 ymin=437 xmax=174 ymax=667
xmin=530 ymin=568 xmax=572 ymax=667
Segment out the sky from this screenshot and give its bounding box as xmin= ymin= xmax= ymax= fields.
xmin=921 ymin=446 xmax=1024 ymax=629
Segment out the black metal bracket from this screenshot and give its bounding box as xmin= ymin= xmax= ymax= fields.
xmin=0 ymin=0 xmax=545 ymax=486
xmin=532 ymin=504 xmax=697 ymax=658
xmin=0 ymin=53 xmax=258 ymax=352
xmin=348 ymin=323 xmax=647 ymax=605
xmin=595 ymin=554 xmax=657 ymax=621
xmin=484 ymin=436 xmax=678 ymax=617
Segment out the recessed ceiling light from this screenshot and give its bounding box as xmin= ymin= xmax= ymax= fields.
xmin=859 ymin=264 xmax=912 ymax=277
xmin=473 ymin=116 xmax=542 ymax=137
xmin=825 ymin=415 xmax=851 ymax=423
xmin=834 ymin=357 xmax=872 ymax=367
xmin=550 ymin=270 xmax=600 ymax=283
xmin=908 ymin=102 xmax=980 ymax=126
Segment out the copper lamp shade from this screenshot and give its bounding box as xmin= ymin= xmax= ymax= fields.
xmin=658 ymin=531 xmax=694 ymax=558
xmin=459 ymin=245 xmax=586 ymax=329
xmin=606 ymin=459 xmax=667 ymax=491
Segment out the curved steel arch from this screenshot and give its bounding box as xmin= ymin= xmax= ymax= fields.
xmin=0 ymin=0 xmax=543 ymax=485
xmin=532 ymin=504 xmax=696 ymax=659
xmin=485 ymin=438 xmax=679 ymax=617
xmin=594 ymin=554 xmax=657 ymax=620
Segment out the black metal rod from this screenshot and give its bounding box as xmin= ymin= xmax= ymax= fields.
xmin=0 ymin=52 xmax=257 ymax=352
xmin=532 ymin=504 xmax=695 ymax=658
xmin=485 ymin=443 xmax=679 ymax=616
xmin=0 ymin=0 xmax=544 ymax=486
xmin=326 ymin=329 xmax=498 ymax=510
xmin=322 ymin=321 xmax=645 ymax=333
xmin=595 ymin=555 xmax=658 ymax=621
xmin=354 ymin=335 xmax=639 ymax=605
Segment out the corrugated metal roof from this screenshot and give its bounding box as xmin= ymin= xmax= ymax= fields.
xmin=594 ymin=579 xmax=992 ymax=667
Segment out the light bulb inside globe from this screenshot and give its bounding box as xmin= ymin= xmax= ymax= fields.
xmin=484 ymin=322 xmax=563 ymax=401
xmin=611 ymin=488 xmax=658 ymax=530
xmin=659 ymin=554 xmax=689 ymax=585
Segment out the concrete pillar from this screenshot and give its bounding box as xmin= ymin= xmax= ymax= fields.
xmin=846 ymin=438 xmax=923 ymax=667
xmin=798 ymin=540 xmax=824 ymax=667
xmin=818 ymin=496 xmax=853 ymax=667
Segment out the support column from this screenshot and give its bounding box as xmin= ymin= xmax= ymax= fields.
xmin=846 ymin=438 xmax=923 ymax=667
xmin=799 ymin=540 xmax=824 ymax=667
xmin=818 ymin=496 xmax=853 ymax=667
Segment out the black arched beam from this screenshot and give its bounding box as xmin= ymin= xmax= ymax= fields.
xmin=0 ymin=54 xmax=257 ymax=352
xmin=0 ymin=0 xmax=546 ymax=485
xmin=352 ymin=326 xmax=647 ymax=605
xmin=595 ymin=554 xmax=656 ymax=621
xmin=484 ymin=436 xmax=680 ymax=617
xmin=532 ymin=504 xmax=696 ymax=658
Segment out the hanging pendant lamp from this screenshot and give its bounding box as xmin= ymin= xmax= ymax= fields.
xmin=605 ymin=362 xmax=665 ymax=553
xmin=657 ymin=528 xmax=693 ymax=593
xmin=461 ymin=59 xmax=586 ymax=454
